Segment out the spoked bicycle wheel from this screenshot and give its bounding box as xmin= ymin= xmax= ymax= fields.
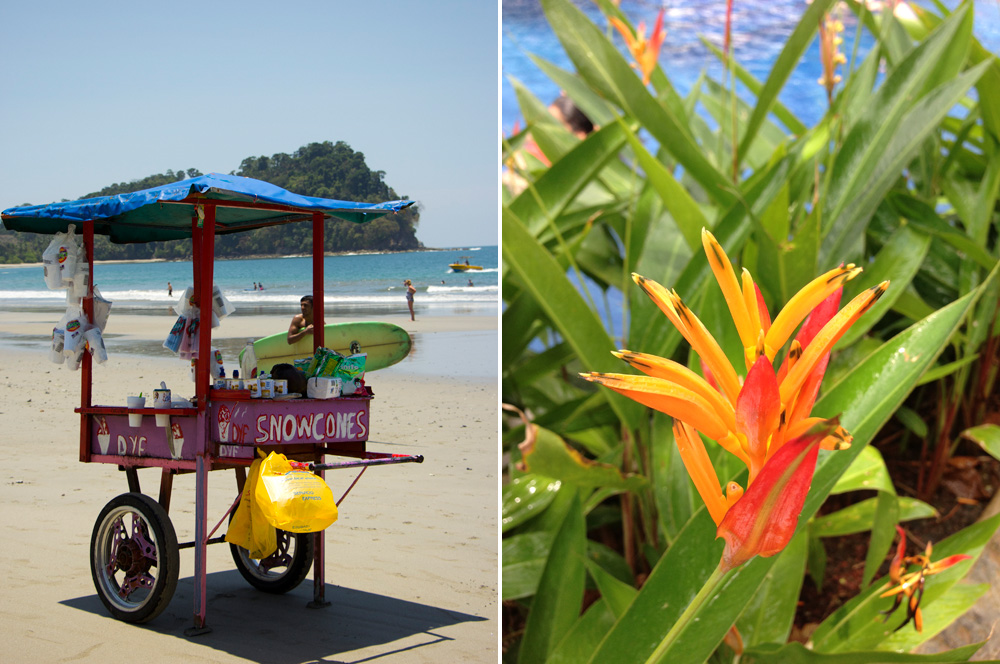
xmin=230 ymin=526 xmax=314 ymax=594
xmin=90 ymin=493 xmax=179 ymax=623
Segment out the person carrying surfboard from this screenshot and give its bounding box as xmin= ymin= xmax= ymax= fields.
xmin=287 ymin=295 xmax=315 ymax=344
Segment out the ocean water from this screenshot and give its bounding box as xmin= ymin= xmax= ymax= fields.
xmin=502 ymin=0 xmax=1000 ymax=134
xmin=0 ymin=246 xmax=498 ymax=318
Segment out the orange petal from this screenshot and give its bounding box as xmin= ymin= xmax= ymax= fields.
xmin=765 ymin=265 xmax=862 ymax=360
xmin=736 ymin=355 xmax=781 ymax=477
xmin=702 ymin=228 xmax=756 ymax=350
xmin=779 ymin=283 xmax=888 ymax=406
xmin=674 ymin=421 xmax=728 ymax=526
xmin=580 ymin=372 xmax=730 ymax=440
xmin=613 ymin=350 xmax=735 ymax=432
xmin=632 ymin=273 xmax=742 ymax=405
xmin=755 ymin=283 xmax=772 ymax=335
xmin=717 ymin=419 xmax=835 ymax=572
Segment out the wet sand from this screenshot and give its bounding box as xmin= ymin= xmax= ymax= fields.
xmin=0 ymin=309 xmax=498 ymax=662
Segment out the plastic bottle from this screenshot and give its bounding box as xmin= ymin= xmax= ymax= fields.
xmin=240 ymin=340 xmax=257 ymax=379
xmin=213 ymin=347 xmax=225 ymax=378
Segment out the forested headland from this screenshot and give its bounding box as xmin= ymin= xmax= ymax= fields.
xmin=0 ymin=141 xmax=422 ymax=263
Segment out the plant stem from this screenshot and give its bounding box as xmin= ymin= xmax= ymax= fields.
xmin=644 ymin=563 xmax=729 ymax=664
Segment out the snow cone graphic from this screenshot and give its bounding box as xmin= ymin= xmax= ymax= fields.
xmin=170 ymin=422 xmax=185 ymax=459
xmin=57 ymin=246 xmax=68 ymax=264
xmin=218 ymin=405 xmax=231 ymax=442
xmin=97 ymin=416 xmax=111 ymax=454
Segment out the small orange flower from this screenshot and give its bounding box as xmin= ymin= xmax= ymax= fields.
xmin=609 ymin=8 xmax=666 ymax=86
xmin=582 ymin=228 xmax=888 ymax=570
xmin=880 ymin=526 xmax=972 ymax=632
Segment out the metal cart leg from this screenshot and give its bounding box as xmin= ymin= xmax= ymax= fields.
xmin=307 ymin=460 xmax=331 ymax=609
xmin=185 ymin=454 xmax=212 ymax=635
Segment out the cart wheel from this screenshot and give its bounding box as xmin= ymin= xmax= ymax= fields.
xmin=90 ymin=493 xmax=179 ymax=623
xmin=229 ymin=526 xmax=314 ymax=594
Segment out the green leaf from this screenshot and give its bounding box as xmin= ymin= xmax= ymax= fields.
xmin=522 ymin=425 xmax=646 ymax=492
xmin=821 ymin=7 xmax=982 ymax=263
xmin=502 ymin=531 xmax=554 ymax=600
xmin=839 ymin=224 xmax=932 ymax=346
xmin=621 ymin=120 xmax=708 ymax=252
xmin=502 ymin=475 xmax=561 ymax=532
xmin=737 ymin=529 xmax=808 ymax=647
xmin=961 ymin=423 xmax=1000 ymax=462
xmin=862 ymin=491 xmax=899 ymax=587
xmin=586 ymin=508 xmax=725 ymax=663
xmin=812 ymin=496 xmax=937 ymax=538
xmin=744 ymin=640 xmax=982 ymax=663
xmin=894 ymin=405 xmax=929 ymax=438
xmin=915 ymin=353 xmax=980 ymax=386
xmin=518 ymin=490 xmax=587 ymax=664
xmin=584 ymin=558 xmax=637 ymax=619
xmin=506 ymin=121 xmax=630 ymax=239
xmin=503 ymin=207 xmax=643 ymax=427
xmin=830 ymin=445 xmax=895 ymax=495
xmin=547 ymin=599 xmax=617 ymax=664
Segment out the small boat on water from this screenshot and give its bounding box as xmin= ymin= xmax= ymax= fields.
xmin=449 ymin=255 xmax=482 ymax=272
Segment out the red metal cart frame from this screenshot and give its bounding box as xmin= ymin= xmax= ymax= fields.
xmin=65 ymin=199 xmax=419 ymax=634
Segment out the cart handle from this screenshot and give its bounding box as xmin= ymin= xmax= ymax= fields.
xmin=308 ymin=454 xmax=424 ymax=472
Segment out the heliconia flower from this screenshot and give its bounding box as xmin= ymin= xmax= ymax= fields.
xmin=581 ymin=227 xmax=888 ymax=569
xmin=609 ymin=8 xmax=666 ymax=86
xmin=880 ymin=525 xmax=972 ymax=632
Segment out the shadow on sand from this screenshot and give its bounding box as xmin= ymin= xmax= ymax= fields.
xmin=61 ymin=569 xmax=487 ymax=662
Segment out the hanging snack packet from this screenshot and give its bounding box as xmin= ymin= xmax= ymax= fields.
xmin=212 ymin=283 xmax=236 ymax=318
xmin=42 ymin=231 xmax=69 ymax=290
xmin=61 ymin=307 xmax=89 ymax=355
xmin=179 ymin=316 xmax=200 ymax=359
xmin=49 ymin=328 xmax=65 ymax=365
xmin=163 ymin=315 xmax=186 ymax=353
xmin=305 ymin=347 xmax=344 ymax=379
xmin=60 ymin=226 xmax=79 ymax=287
xmin=85 ymin=327 xmax=108 ymax=364
xmin=334 ymin=353 xmax=366 ymax=394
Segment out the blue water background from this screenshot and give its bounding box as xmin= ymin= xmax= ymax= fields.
xmin=503 ymin=0 xmax=1000 ymax=342
xmin=503 ymin=0 xmax=1000 ymax=134
xmin=0 ymin=247 xmax=498 ymax=317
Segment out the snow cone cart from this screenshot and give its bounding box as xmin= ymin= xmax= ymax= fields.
xmin=0 ymin=174 xmax=423 ymax=634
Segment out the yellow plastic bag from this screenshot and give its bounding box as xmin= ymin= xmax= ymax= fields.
xmin=225 ymin=457 xmax=277 ymax=559
xmin=255 ymin=452 xmax=338 ymax=533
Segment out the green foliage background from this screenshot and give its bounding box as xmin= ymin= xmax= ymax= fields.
xmin=502 ymin=0 xmax=1000 ymax=661
xmin=0 ymin=141 xmax=421 ymax=262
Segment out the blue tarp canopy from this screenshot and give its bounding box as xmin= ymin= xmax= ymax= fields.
xmin=1 ymin=173 xmax=413 ymax=243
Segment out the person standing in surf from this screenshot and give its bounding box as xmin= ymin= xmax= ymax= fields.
xmin=404 ymin=279 xmax=416 ymax=321
xmin=287 ymin=295 xmax=315 ymax=344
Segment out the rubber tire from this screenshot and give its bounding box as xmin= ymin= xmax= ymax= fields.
xmin=229 ymin=519 xmax=314 ymax=594
xmin=90 ymin=493 xmax=179 ymax=623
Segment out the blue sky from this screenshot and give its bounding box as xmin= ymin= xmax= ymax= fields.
xmin=0 ymin=1 xmax=498 ymax=248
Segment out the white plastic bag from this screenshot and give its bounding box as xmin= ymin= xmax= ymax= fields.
xmin=42 ymin=231 xmax=68 ymax=290
xmin=92 ymin=286 xmax=112 ymax=332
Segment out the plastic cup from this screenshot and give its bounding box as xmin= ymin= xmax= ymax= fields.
xmin=127 ymin=395 xmax=146 ymax=427
xmin=153 ymin=389 xmax=171 ymax=427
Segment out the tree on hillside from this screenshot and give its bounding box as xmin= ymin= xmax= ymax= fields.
xmin=0 ymin=142 xmax=421 ymax=263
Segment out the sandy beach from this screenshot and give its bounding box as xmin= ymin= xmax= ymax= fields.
xmin=0 ymin=308 xmax=498 ymax=662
